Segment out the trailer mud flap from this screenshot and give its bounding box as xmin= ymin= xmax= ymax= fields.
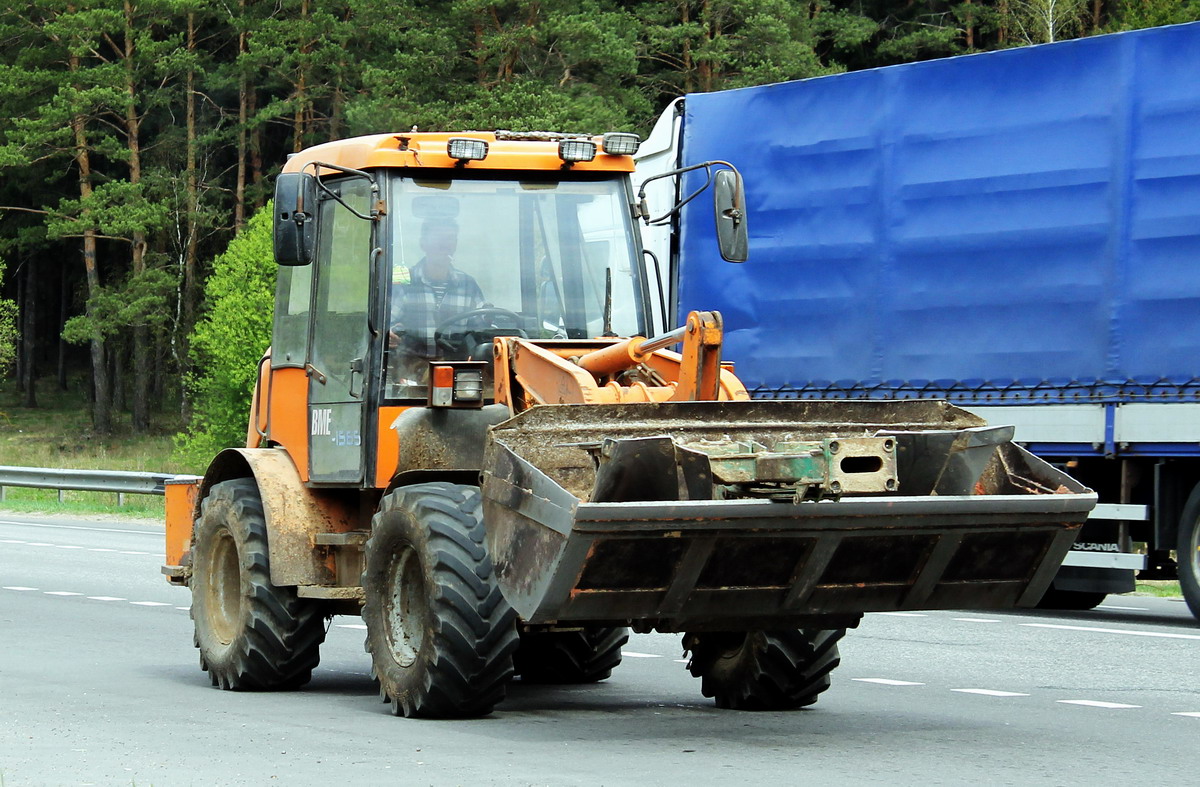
xmin=480 ymin=401 xmax=1095 ymax=630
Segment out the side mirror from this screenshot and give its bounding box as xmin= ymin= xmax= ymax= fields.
xmin=273 ymin=172 xmax=318 ymax=266
xmin=713 ymin=169 xmax=748 ymax=263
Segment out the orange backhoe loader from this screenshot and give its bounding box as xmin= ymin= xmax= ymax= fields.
xmin=163 ymin=130 xmax=1095 ymax=718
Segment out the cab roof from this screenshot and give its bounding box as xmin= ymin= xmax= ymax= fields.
xmin=281 ymin=131 xmax=637 ymax=176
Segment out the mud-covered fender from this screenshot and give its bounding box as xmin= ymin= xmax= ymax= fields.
xmin=192 ymin=447 xmax=355 ymax=587
xmin=388 ymin=403 xmax=512 ymax=491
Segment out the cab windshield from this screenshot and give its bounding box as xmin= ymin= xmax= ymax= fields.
xmin=385 ymin=175 xmax=644 ymax=399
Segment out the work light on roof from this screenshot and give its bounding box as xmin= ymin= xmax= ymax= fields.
xmin=447 ymin=137 xmax=488 ymax=162
xmin=602 ymin=132 xmax=640 ymax=156
xmin=558 ymin=139 xmax=597 ymax=164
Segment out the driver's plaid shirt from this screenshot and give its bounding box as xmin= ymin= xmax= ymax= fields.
xmin=390 ymin=261 xmax=485 ymax=358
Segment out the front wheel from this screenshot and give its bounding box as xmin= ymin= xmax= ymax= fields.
xmin=190 ymin=478 xmax=326 ymax=690
xmin=1178 ymin=485 xmax=1200 ymax=621
xmin=684 ymin=629 xmax=844 ymax=710
xmin=361 ymin=483 xmax=519 ymax=718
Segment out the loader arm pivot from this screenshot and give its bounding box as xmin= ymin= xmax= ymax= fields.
xmin=493 ymin=310 xmax=748 ymax=412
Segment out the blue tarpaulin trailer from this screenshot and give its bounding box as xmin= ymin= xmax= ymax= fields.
xmin=640 ymin=22 xmax=1200 ymax=617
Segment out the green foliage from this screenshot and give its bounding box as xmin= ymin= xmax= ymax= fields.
xmin=1108 ymin=0 xmax=1200 ymax=29
xmin=0 ymin=258 xmax=16 ymax=374
xmin=61 ymin=267 xmax=178 ymax=344
xmin=174 ymin=206 xmax=276 ymax=464
xmin=0 ymin=0 xmax=1192 ymax=437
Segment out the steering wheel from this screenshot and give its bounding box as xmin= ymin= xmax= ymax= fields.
xmin=433 ymin=307 xmax=527 ymax=356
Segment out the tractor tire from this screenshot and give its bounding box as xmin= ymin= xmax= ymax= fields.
xmin=1177 ymin=485 xmax=1200 ymax=621
xmin=361 ymin=482 xmax=518 ymax=718
xmin=684 ymin=629 xmax=844 ymax=711
xmin=513 ymin=626 xmax=630 ymax=684
xmin=1036 ymin=587 xmax=1108 ymax=611
xmin=190 ymin=478 xmax=326 ymax=690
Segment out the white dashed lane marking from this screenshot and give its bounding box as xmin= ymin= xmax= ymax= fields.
xmin=4 ymin=580 xmax=1195 ymax=724
xmin=0 ymin=520 xmax=160 ymax=536
xmin=2 ymin=585 xmax=181 ymax=610
xmin=1021 ymin=623 xmax=1200 ymax=641
xmin=1 ymin=537 xmax=161 ymax=557
xmin=1099 ymin=604 xmax=1149 ymax=611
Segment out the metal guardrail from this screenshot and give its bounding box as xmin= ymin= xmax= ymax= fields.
xmin=0 ymin=465 xmax=201 ymax=504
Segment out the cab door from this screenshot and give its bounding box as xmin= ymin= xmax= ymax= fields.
xmin=307 ymin=179 xmax=374 ymax=484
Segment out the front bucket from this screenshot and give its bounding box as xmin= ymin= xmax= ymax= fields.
xmin=481 ymin=401 xmax=1095 ymax=631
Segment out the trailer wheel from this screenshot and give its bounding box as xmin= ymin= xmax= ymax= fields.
xmin=190 ymin=478 xmax=326 ymax=690
xmin=684 ymin=629 xmax=844 ymax=710
xmin=362 ymin=482 xmax=518 ymax=718
xmin=1178 ymin=485 xmax=1200 ymax=621
xmin=513 ymin=626 xmax=630 ymax=683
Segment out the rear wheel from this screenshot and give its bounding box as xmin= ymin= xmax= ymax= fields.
xmin=190 ymin=478 xmax=326 ymax=690
xmin=513 ymin=626 xmax=630 ymax=683
xmin=362 ymin=483 xmax=518 ymax=718
xmin=1178 ymin=485 xmax=1200 ymax=621
xmin=684 ymin=629 xmax=844 ymax=710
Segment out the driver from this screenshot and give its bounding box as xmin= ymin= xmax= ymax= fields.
xmin=390 ymin=218 xmax=486 ymax=361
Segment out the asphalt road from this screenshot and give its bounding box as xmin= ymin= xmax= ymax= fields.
xmin=1 ymin=513 xmax=1197 ymax=786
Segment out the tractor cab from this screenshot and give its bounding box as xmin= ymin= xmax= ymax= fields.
xmin=381 ymin=174 xmax=647 ymax=400
xmin=265 ymin=132 xmax=653 ymax=487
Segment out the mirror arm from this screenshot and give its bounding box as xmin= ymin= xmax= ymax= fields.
xmin=635 ymin=160 xmax=741 ymax=226
xmin=302 ymin=161 xmax=382 ymax=221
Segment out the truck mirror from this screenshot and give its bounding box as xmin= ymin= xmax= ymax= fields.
xmin=713 ymin=169 xmax=748 ymax=263
xmin=273 ymin=172 xmax=318 ymax=266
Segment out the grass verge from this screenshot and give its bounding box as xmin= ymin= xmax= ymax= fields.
xmin=1134 ymin=580 xmax=1183 ymax=598
xmin=0 ymin=377 xmax=198 ymax=519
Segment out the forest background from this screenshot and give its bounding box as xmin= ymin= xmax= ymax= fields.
xmin=0 ymin=0 xmax=1196 ymax=465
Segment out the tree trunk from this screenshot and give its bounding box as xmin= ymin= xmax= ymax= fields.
xmin=21 ymin=259 xmax=37 ymax=407
xmin=181 ymin=10 xmax=199 ymax=421
xmin=698 ymin=0 xmax=714 ymax=93
xmin=474 ymin=21 xmax=486 ymax=84
xmin=123 ymin=0 xmax=150 ymax=433
xmin=110 ymin=338 xmax=125 ymax=414
xmin=69 ymin=51 xmax=110 ymax=434
xmin=293 ymin=0 xmax=309 ymax=153
xmin=234 ymin=0 xmax=248 ymax=232
xmin=965 ymin=0 xmax=975 ymax=48
xmin=14 ymin=261 xmax=24 ymax=387
xmin=250 ymin=87 xmax=263 ymax=208
xmin=681 ymin=2 xmax=693 ymax=93
xmin=1092 ymin=0 xmax=1102 ymax=31
xmin=56 ymin=260 xmax=67 ymax=391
